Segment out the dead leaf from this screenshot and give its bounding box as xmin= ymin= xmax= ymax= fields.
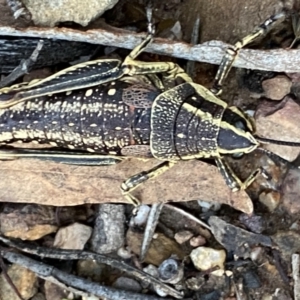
xmin=0 ymin=157 xmax=253 ymax=213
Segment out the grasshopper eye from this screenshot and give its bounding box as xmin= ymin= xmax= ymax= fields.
xmin=235 ymin=120 xmax=246 ymax=131
xmin=232 ymin=152 xmax=244 ymax=158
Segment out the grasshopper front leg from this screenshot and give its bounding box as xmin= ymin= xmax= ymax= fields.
xmin=121 ymin=161 xmax=176 ymax=206
xmin=211 ymin=12 xmax=286 ymax=95
xmin=215 ymin=157 xmax=262 ymax=191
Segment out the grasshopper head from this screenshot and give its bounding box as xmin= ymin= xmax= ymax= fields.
xmin=217 ymin=106 xmax=259 ymax=156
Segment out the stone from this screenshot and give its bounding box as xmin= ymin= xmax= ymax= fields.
xmin=143 ymin=264 xmax=159 ymax=278
xmin=3 ymin=224 xmax=57 ymax=240
xmin=129 ymin=205 xmax=150 ymax=227
xmin=259 ymin=190 xmax=281 ymax=212
xmin=262 ymin=75 xmax=292 ymax=100
xmin=281 ymin=168 xmax=300 ymax=215
xmin=77 ymin=260 xmax=111 ymax=282
xmin=54 ymin=222 xmax=92 ymax=250
xmin=44 ymin=281 xmax=68 ymax=300
xmin=174 ymin=230 xmax=194 ymax=244
xmin=126 ymin=229 xmax=185 ymax=265
xmin=190 ymin=247 xmax=226 ymax=275
xmin=0 ymin=204 xmax=57 ymax=240
xmin=112 ymin=277 xmax=142 ymax=293
xmin=0 ymin=264 xmax=37 ymax=300
xmin=190 ymin=235 xmax=206 ymax=247
xmin=255 ymin=96 xmax=300 ymax=161
xmin=158 ymin=258 xmax=184 ymax=284
xmin=117 ymin=247 xmax=132 ymax=260
xmin=22 ymin=0 xmax=119 ymax=27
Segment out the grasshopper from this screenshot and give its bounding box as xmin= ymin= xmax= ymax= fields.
xmin=0 ymin=11 xmax=297 ymax=205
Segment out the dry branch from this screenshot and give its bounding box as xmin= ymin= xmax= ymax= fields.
xmin=0 ymin=25 xmax=299 ymax=72
xmin=0 ymin=235 xmax=181 ymax=299
xmin=0 ymin=249 xmax=177 ymax=300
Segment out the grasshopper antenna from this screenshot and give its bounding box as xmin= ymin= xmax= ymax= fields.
xmin=255 ymin=136 xmax=300 ymax=169
xmin=255 ymin=136 xmax=300 ymax=147
xmin=256 ymin=147 xmax=295 ymax=167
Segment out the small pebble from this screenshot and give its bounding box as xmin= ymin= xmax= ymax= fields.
xmin=262 ymin=75 xmax=292 ymax=100
xmin=77 ymin=260 xmax=108 ymax=282
xmin=197 ymin=200 xmax=221 ymax=212
xmin=190 ymin=235 xmax=206 ymax=247
xmin=259 ymin=191 xmax=281 ymax=212
xmin=281 ymin=168 xmax=300 ymax=214
xmin=170 ymin=21 xmax=182 ymax=40
xmin=242 ymin=270 xmax=261 ymax=288
xmin=54 ymin=222 xmax=92 ymax=250
xmin=130 ymin=205 xmax=150 ymax=227
xmin=250 ymin=247 xmax=264 ymax=262
xmin=225 ymin=270 xmax=233 ymax=277
xmin=290 ymin=221 xmax=300 ymax=231
xmin=239 ymin=214 xmax=264 ymax=234
xmin=158 ymin=258 xmax=184 ymax=284
xmin=154 ymin=287 xmax=168 ymax=297
xmin=143 ymin=264 xmax=159 ymax=278
xmin=0 ymin=264 xmax=37 ymax=300
xmin=190 ymin=246 xmax=226 ymax=275
xmin=44 ymin=281 xmax=68 ymax=300
xmin=174 ymin=230 xmax=194 ymax=244
xmin=117 ymin=247 xmax=132 ymax=260
xmin=113 ymin=276 xmax=142 ymax=293
xmin=82 ymin=296 xmax=99 ymax=300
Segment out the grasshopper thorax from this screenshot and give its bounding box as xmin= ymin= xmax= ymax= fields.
xmin=150 ymin=82 xmax=259 ymax=161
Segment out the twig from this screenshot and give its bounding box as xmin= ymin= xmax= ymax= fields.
xmin=186 ymin=16 xmax=200 ymax=77
xmin=292 ymin=253 xmax=300 ymax=300
xmin=164 ymin=204 xmax=211 ymax=231
xmin=0 ymin=235 xmax=182 ymax=299
xmin=5 ymin=0 xmax=31 ymax=20
xmin=0 ymin=25 xmax=300 ymax=72
xmin=0 ymin=40 xmax=44 ymax=88
xmin=232 ymin=280 xmax=243 ymax=300
xmin=272 ymin=249 xmax=290 ymax=284
xmin=140 ymin=203 xmax=164 ymax=261
xmin=0 ymin=249 xmax=176 ymax=300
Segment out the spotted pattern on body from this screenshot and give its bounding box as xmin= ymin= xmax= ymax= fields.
xmin=0 ymin=80 xmax=159 ymax=155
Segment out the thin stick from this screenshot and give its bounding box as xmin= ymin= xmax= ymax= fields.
xmin=0 ymin=40 xmax=44 ymax=88
xmin=0 ymin=25 xmax=300 ymax=72
xmin=292 ymin=253 xmax=300 ymax=300
xmin=5 ymin=0 xmax=31 ymax=20
xmin=0 ymin=235 xmax=182 ymax=299
xmin=0 ymin=249 xmax=177 ymax=300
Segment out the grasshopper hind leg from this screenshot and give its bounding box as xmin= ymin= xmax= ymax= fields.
xmin=0 ymin=147 xmax=123 ymax=166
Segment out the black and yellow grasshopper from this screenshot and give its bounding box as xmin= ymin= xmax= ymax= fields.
xmin=0 ymin=11 xmax=297 ymax=205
